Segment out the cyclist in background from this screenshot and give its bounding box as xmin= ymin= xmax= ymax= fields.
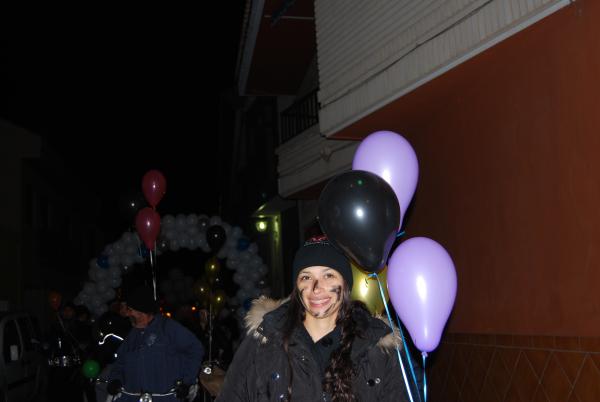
xmin=107 ymin=286 xmax=204 ymax=401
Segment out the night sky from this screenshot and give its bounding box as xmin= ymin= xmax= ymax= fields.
xmin=1 ymin=5 xmax=245 ymax=239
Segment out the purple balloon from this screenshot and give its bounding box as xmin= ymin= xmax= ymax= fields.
xmin=387 ymin=237 xmax=457 ymax=352
xmin=352 ymin=131 xmax=418 ymax=228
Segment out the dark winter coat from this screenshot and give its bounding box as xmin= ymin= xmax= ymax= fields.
xmin=109 ymin=314 xmax=204 ymax=401
xmin=216 ymin=297 xmax=410 ymax=402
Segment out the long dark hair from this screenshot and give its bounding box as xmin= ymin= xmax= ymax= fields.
xmin=282 ymin=282 xmax=368 ymax=401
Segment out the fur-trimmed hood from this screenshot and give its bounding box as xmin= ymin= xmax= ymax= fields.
xmin=244 ymin=296 xmax=402 ymax=354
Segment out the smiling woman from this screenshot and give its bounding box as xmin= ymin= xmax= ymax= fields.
xmin=216 ymin=236 xmax=410 ymax=402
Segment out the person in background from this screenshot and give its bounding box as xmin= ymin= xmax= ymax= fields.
xmin=107 ymin=286 xmax=204 ymax=401
xmin=217 ymin=236 xmax=409 ymax=402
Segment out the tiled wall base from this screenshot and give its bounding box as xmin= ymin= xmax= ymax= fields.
xmin=428 ymin=333 xmax=600 ymax=402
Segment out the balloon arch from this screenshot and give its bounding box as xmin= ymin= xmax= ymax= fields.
xmin=74 ymin=214 xmax=269 ymax=321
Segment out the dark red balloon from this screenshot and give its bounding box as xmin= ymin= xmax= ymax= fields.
xmin=48 ymin=291 xmax=62 ymax=311
xmin=135 ymin=207 xmax=161 ymax=250
xmin=142 ymin=170 xmax=167 ymax=208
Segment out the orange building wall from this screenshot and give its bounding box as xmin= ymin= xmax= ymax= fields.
xmin=333 ymin=1 xmax=600 ymax=337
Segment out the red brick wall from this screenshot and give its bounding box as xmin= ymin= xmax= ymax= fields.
xmin=333 ymin=0 xmax=600 ymax=337
xmin=332 ymin=2 xmax=600 ymax=399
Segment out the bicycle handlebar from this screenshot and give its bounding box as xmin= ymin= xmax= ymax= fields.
xmin=93 ymin=378 xmax=180 ymax=396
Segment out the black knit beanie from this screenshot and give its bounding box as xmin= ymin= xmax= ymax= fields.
xmin=292 ymin=235 xmax=353 ymax=290
xmin=126 ymin=286 xmax=157 ymax=314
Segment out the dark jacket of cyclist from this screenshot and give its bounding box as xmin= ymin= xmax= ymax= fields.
xmin=108 ymin=287 xmax=204 ymax=401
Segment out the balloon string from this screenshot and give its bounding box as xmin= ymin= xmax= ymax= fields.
xmin=395 ymin=312 xmax=420 ymax=397
xmin=369 ymin=273 xmax=416 ymax=402
xmin=149 ymin=245 xmax=157 ymax=300
xmin=422 ymin=352 xmax=428 ymax=402
xmin=396 ymin=230 xmax=406 ymax=238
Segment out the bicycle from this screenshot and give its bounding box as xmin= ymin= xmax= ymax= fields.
xmin=93 ymin=378 xmax=185 ymax=402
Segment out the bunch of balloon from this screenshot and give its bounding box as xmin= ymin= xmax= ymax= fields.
xmin=319 ymin=130 xmax=438 ymax=402
xmin=137 ymin=169 xmax=167 ymax=300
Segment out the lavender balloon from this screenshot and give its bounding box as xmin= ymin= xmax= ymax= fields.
xmin=388 ymin=237 xmax=457 ymax=353
xmin=352 ymin=131 xmax=418 ymax=228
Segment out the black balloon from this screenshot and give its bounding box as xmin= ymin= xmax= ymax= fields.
xmin=206 ymin=225 xmax=227 ymax=252
xmin=318 ymin=170 xmax=400 ymax=273
xmin=118 ymin=190 xmax=148 ymax=224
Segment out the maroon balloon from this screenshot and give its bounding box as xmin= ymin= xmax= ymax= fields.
xmin=135 ymin=207 xmax=161 ymax=250
xmin=142 ymin=170 xmax=167 ymax=208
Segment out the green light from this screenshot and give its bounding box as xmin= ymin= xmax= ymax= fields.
xmin=357 ymin=179 xmax=363 ymax=186
xmin=256 ymin=220 xmax=268 ymax=232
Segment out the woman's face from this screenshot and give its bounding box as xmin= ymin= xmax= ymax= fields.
xmin=296 ymin=266 xmax=345 ymax=319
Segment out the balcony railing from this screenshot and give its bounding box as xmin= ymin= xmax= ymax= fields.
xmin=280 ymin=89 xmax=319 ymax=144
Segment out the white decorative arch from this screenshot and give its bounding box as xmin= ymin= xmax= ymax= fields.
xmin=74 ymin=214 xmax=269 ymax=319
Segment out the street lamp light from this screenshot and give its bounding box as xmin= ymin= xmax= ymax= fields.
xmin=256 ymin=220 xmax=268 ymax=232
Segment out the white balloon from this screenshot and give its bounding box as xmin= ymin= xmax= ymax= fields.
xmin=249 ymin=270 xmax=262 ymax=282
xmin=125 ymin=244 xmax=138 ymax=256
xmin=178 ymin=234 xmax=191 ymax=249
xmin=248 ymin=288 xmax=261 ymax=298
xmin=104 ymin=288 xmax=116 ymax=301
xmin=258 ymin=264 xmax=269 ymax=276
xmin=83 ymin=282 xmax=95 ymax=293
xmin=248 ymin=243 xmax=258 ymax=254
xmin=108 ymin=266 xmax=121 ymax=279
xmin=169 ymin=239 xmax=181 ymax=252
xmin=108 ymin=255 xmax=121 ymax=267
xmin=114 ymin=242 xmax=124 ymax=254
xmin=227 ymin=249 xmax=240 ymax=261
xmin=94 ymin=305 xmax=108 ymax=317
xmin=231 ymin=226 xmax=243 ymax=239
xmin=95 ymin=268 xmax=108 ymax=281
xmin=96 ymin=282 xmax=109 ymax=294
xmin=162 ymin=214 xmax=175 ymax=228
xmin=175 ymin=214 xmax=187 ymax=230
xmin=251 ymin=255 xmax=263 ymax=267
xmin=226 ymin=258 xmax=240 ymax=270
xmin=122 ymin=232 xmax=137 ymax=245
xmin=88 ymin=267 xmax=98 ymax=282
xmin=186 ymin=214 xmax=198 ymax=226
xmin=110 ymin=277 xmax=122 ymax=288
xmin=121 ymin=254 xmax=134 ymax=267
xmin=241 ymin=251 xmax=253 ymax=262
xmin=222 ymin=223 xmax=231 ymax=234
xmin=188 ymin=236 xmax=200 ymax=250
xmin=209 ymin=216 xmax=222 ymax=226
